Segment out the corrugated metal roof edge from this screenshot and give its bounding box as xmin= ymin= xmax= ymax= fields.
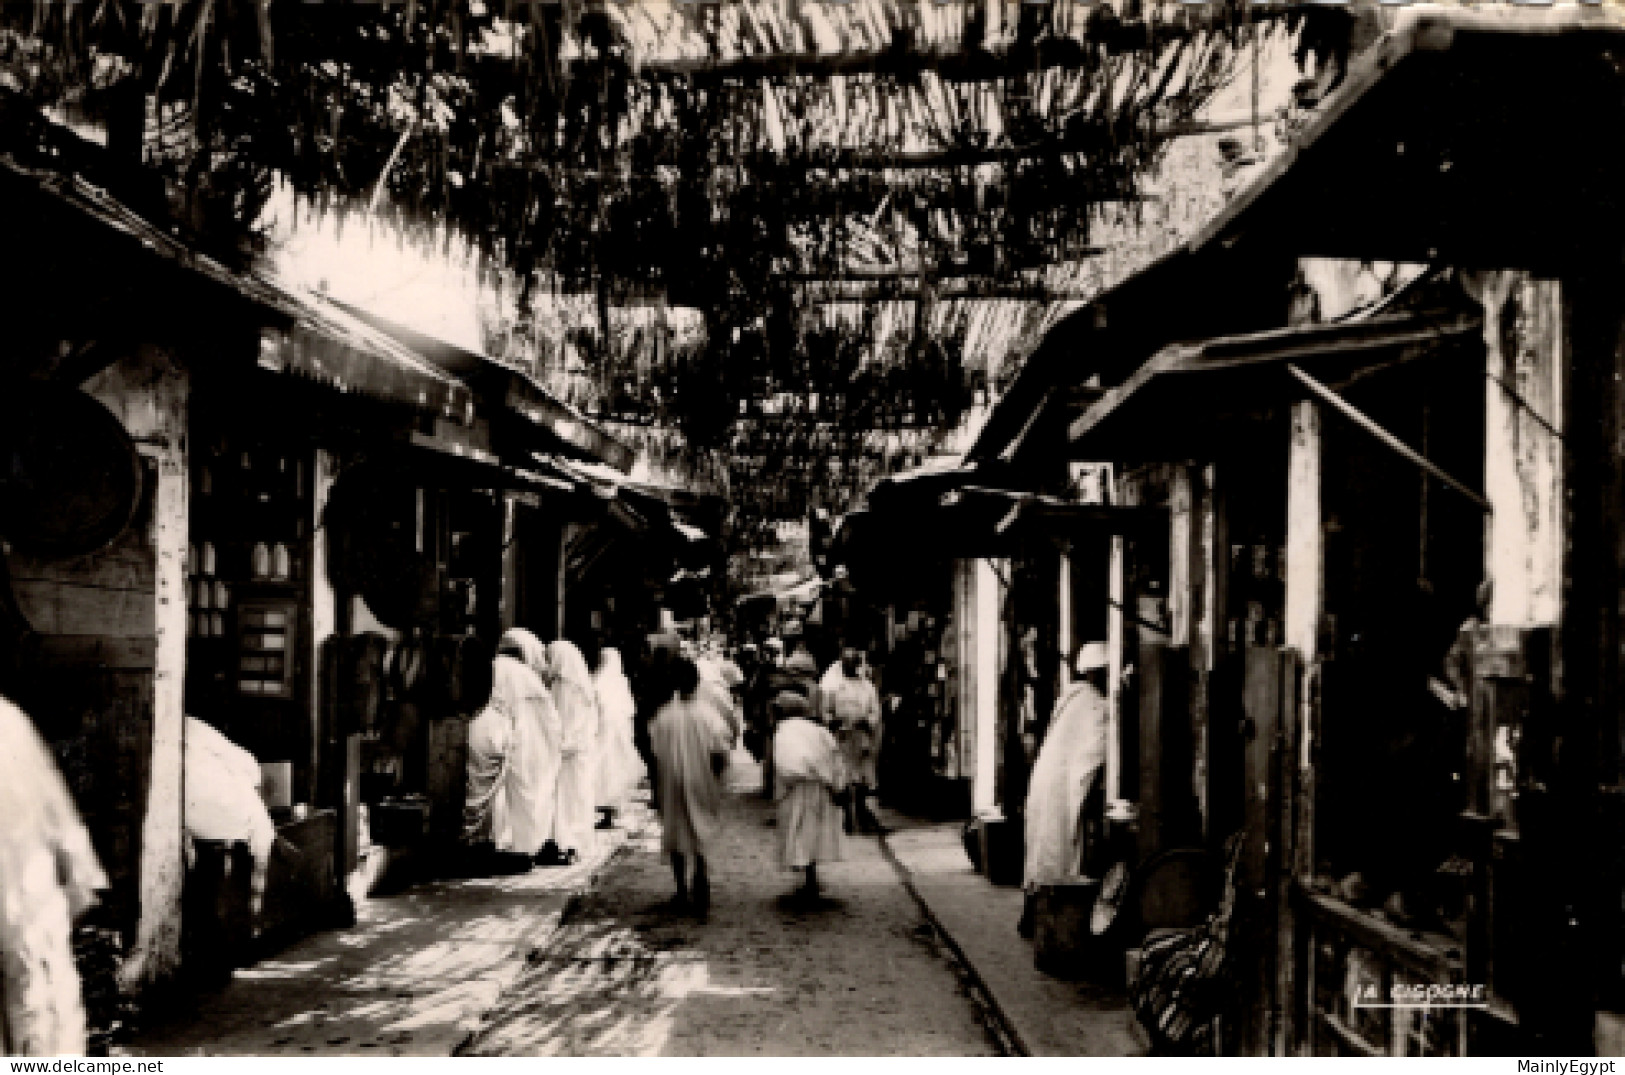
xmin=5 ymin=156 xmax=476 ymax=422
xmin=324 ymin=296 xmax=633 ymax=473
xmin=1069 ymin=304 xmax=1483 ymax=449
xmin=968 ymin=4 xmax=1625 ymax=465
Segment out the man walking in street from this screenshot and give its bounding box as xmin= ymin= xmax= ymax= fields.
xmin=820 ymin=644 xmax=884 ymax=835
xmin=649 ymin=658 xmax=734 ymax=916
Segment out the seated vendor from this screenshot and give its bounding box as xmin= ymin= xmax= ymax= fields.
xmin=184 ymin=715 xmax=277 ymax=931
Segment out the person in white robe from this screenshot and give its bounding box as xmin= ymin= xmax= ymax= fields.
xmin=819 ymin=646 xmax=883 ymax=833
xmin=463 ymin=652 xmax=546 ymax=873
xmin=494 ymin=629 xmax=561 ymax=858
xmin=1019 ymin=642 xmax=1110 ymax=938
xmin=593 ymin=647 xmax=646 ymax=823
xmin=649 ymin=659 xmax=734 ymax=914
xmin=546 ymin=640 xmax=601 ymax=863
xmin=462 ymin=682 xmax=513 ymax=850
xmin=1 ymin=697 xmax=107 ymax=1057
xmin=771 ymin=691 xmax=847 ymax=900
xmin=184 ymin=715 xmax=278 ymax=923
xmin=696 ymin=656 xmax=742 ymax=744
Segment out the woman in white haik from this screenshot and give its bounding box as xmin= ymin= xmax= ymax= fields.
xmin=495 ymin=628 xmax=562 ymax=860
xmin=546 ymin=640 xmax=602 ymax=864
xmin=1018 ymin=641 xmax=1111 ymax=939
xmin=593 ymin=647 xmax=647 ymax=827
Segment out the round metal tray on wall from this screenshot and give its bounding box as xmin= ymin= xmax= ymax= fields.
xmin=0 ymin=385 xmax=145 ymax=560
xmin=324 ymin=460 xmax=433 ymax=631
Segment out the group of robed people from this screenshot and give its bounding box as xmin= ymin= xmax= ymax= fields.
xmin=462 ymin=629 xmax=646 ymax=871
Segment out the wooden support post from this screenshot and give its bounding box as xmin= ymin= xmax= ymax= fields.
xmin=1281 ymin=398 xmax=1323 ymax=1056
xmin=1194 ymin=464 xmax=1220 ymax=837
xmin=956 ymin=560 xmax=974 ymax=793
xmin=958 ymin=558 xmax=1002 ymax=815
xmin=1106 ymin=534 xmax=1126 ymax=805
xmin=976 ymin=559 xmax=1002 ymax=815
xmin=1169 ymin=466 xmax=1194 ymax=649
xmin=1285 ymin=399 xmax=1323 ymax=766
xmin=307 ymin=448 xmax=356 ymax=883
xmin=1465 ymin=272 xmax=1565 ymax=630
xmin=500 ymin=494 xmax=520 ymax=634
xmin=308 ymin=449 xmax=337 ymax=811
xmin=89 ymin=346 xmax=188 ymax=992
xmin=1057 ymin=549 xmax=1073 ymax=695
xmin=554 ymin=521 xmax=570 ymax=643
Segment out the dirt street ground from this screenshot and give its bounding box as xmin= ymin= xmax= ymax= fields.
xmin=463 ymin=754 xmax=1003 ymax=1056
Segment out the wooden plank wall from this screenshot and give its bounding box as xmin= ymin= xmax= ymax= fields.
xmin=6 ymin=347 xmax=189 ymax=989
xmin=10 ymin=486 xmax=158 ymax=946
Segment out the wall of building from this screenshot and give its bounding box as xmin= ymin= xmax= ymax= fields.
xmin=9 ymin=346 xmax=190 ymax=991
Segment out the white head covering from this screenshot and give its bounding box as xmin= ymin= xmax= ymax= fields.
xmin=592 ymin=646 xmax=645 ymax=812
xmin=1075 ymin=642 xmax=1110 ymax=674
xmin=548 ymin=639 xmax=596 ymax=697
xmin=500 ymin=627 xmax=551 ymax=683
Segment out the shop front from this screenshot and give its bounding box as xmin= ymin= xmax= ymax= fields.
xmin=844 ymin=466 xmax=1158 ymax=843
xmin=0 ymin=122 xmax=490 ymax=993
xmin=1066 ymin=267 xmax=1505 ymax=1052
xmin=945 ymin=10 xmax=1625 ymax=1049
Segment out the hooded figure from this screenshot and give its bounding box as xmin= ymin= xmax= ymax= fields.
xmin=1 ymin=697 xmax=107 ymax=1056
xmin=465 ymin=649 xmax=550 ymax=867
xmin=593 ymin=648 xmax=647 ymax=818
xmin=495 ymin=629 xmax=562 ymax=856
xmin=1018 ymin=643 xmax=1110 ymax=936
xmin=771 ymin=691 xmax=847 ymax=899
xmin=547 ymin=640 xmax=602 ymax=861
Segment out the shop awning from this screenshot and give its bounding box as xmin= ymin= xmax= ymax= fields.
xmin=947 ymin=485 xmax=1165 ymax=550
xmin=1186 ymin=5 xmax=1625 ymax=271
xmin=1069 ymin=304 xmax=1482 ymax=463
xmin=972 ymin=5 xmax=1625 ymax=469
xmin=404 ymin=428 xmax=578 ymax=495
xmin=0 ymin=155 xmax=478 ymax=423
xmin=840 ymin=462 xmax=1160 ymax=579
xmin=328 ymin=300 xmax=632 ymax=472
xmin=259 ymin=292 xmax=476 ymax=423
xmin=549 ymin=455 xmax=722 ymax=573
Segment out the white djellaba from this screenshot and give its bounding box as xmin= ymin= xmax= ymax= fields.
xmin=0 ymin=697 xmax=108 ymax=1056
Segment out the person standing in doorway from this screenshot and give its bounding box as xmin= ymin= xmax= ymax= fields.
xmin=820 ymin=645 xmax=884 ymax=835
xmin=1018 ymin=642 xmax=1110 ymax=938
xmin=649 ymin=659 xmax=734 ymax=916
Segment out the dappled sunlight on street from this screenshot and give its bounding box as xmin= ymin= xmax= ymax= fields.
xmin=465 ymin=780 xmax=999 ymax=1057
xmin=122 ymin=812 xmax=636 ymax=1056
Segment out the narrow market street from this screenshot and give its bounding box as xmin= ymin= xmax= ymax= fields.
xmin=124 ymin=749 xmax=1023 ymax=1057
xmin=461 ymin=752 xmax=1003 ymax=1057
